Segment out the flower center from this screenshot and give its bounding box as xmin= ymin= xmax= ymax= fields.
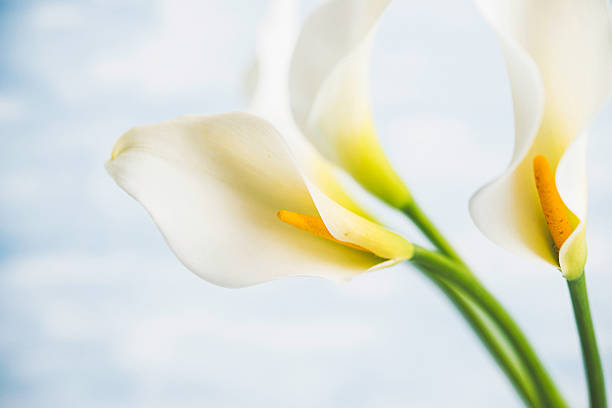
xmin=532 ymin=155 xmax=573 ymax=253
xmin=277 ymin=210 xmax=371 ymax=253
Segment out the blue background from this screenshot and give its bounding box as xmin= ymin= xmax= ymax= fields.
xmin=1 ymin=0 xmax=611 ymax=406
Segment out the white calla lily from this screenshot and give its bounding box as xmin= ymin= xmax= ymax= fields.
xmin=106 ymin=112 xmax=413 ymax=288
xmin=247 ymin=0 xmax=369 ymax=220
xmin=289 ymin=0 xmax=412 ymax=209
xmin=470 ymin=0 xmax=612 ymax=279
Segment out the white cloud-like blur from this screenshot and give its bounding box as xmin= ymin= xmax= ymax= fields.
xmin=1 ymin=0 xmax=611 ymax=407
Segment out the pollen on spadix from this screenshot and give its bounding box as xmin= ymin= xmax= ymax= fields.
xmin=532 ymin=155 xmax=574 ymax=252
xmin=276 ymin=210 xmax=371 ymax=253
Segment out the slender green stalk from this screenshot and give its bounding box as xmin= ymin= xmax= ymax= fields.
xmin=411 ymin=246 xmax=568 ymax=408
xmin=417 ymin=265 xmax=539 ymax=406
xmin=567 ymin=274 xmax=607 ymax=408
xmin=403 ymin=201 xmax=465 ymax=266
xmin=402 ymin=200 xmax=566 ymax=406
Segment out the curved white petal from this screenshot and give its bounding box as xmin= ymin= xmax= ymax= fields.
xmin=248 ymin=0 xmax=299 ymax=121
xmin=289 ymin=0 xmax=389 ymax=132
xmin=307 ymin=182 xmax=413 ymax=266
xmin=106 ymin=112 xmax=412 ymax=287
xmin=470 ymin=0 xmax=612 ymax=276
xmin=469 ymin=37 xmax=550 ymax=264
xmin=557 ymin=133 xmax=588 ymax=280
xmin=289 ymin=0 xmax=411 ymax=208
xmin=247 ymin=0 xmax=371 ymax=219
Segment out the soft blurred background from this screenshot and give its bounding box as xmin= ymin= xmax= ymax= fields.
xmin=0 ymin=0 xmax=611 ymax=406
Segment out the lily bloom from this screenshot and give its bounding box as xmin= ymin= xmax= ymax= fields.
xmin=106 ymin=112 xmax=413 ymax=287
xmin=246 ymin=0 xmax=370 ymax=221
xmin=289 ymin=0 xmax=412 ymax=209
xmin=470 ymin=0 xmax=612 ymax=279
xmin=107 ymin=0 xmax=417 ymax=287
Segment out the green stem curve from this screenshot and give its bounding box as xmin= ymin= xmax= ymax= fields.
xmin=403 ymin=201 xmax=465 ymax=267
xmin=417 ymin=265 xmax=539 ymax=406
xmin=411 ymin=246 xmax=567 ymax=408
xmin=567 ymin=273 xmax=607 ymax=408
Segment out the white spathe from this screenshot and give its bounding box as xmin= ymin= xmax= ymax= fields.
xmin=106 ymin=112 xmax=413 ymax=288
xmin=470 ymin=0 xmax=612 ymax=279
xmin=246 ymin=0 xmax=369 ymax=219
xmin=289 ymin=0 xmax=412 ymax=208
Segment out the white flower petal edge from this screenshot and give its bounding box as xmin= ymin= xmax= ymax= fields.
xmin=106 ymin=112 xmax=413 ymax=288
xmin=289 ymin=0 xmax=411 ymax=208
xmin=470 ymin=0 xmax=612 ymax=279
xmin=556 ymin=133 xmax=588 ymax=278
xmin=247 ymin=0 xmax=372 ymax=220
xmin=247 ymin=0 xmax=298 ymax=121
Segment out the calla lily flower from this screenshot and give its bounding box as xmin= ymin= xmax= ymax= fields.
xmin=246 ymin=0 xmax=369 ymax=220
xmin=106 ymin=112 xmax=413 ymax=287
xmin=470 ymin=0 xmax=612 ymax=279
xmin=289 ymin=0 xmax=412 ymax=209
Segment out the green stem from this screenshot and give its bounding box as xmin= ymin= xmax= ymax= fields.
xmin=417 ymin=265 xmax=539 ymax=406
xmin=567 ymin=273 xmax=607 ymax=408
xmin=402 ymin=200 xmax=465 ymax=267
xmin=411 ymin=246 xmax=568 ymax=408
xmin=401 ymin=198 xmax=567 ymax=406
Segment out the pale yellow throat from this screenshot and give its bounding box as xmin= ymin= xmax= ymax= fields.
xmin=277 ymin=210 xmax=371 ymax=253
xmin=532 ymin=155 xmax=574 ymax=253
